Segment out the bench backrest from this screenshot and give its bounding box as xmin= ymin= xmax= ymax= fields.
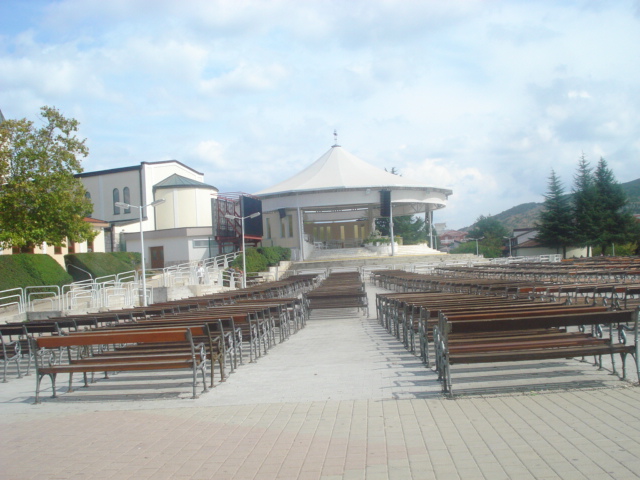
xmin=446 ymin=309 xmax=637 ymax=335
xmin=35 ymin=326 xmax=203 ymax=349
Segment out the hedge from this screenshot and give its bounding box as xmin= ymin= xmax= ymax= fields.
xmin=230 ymin=246 xmax=291 ymax=273
xmin=0 ymin=254 xmax=73 ymax=292
xmin=65 ymin=252 xmax=141 ymax=282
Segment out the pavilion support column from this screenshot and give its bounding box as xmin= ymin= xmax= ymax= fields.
xmin=297 ymin=207 xmax=305 ymax=262
xmin=389 ymin=195 xmax=395 ymax=257
xmin=428 ymin=207 xmax=433 ymax=249
xmin=368 ymin=207 xmax=376 ymax=236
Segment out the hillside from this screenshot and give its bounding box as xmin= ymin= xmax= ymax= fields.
xmin=464 ymin=178 xmax=640 ymax=232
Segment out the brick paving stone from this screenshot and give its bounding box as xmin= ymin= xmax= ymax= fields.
xmin=1 ymin=282 xmax=640 ymax=479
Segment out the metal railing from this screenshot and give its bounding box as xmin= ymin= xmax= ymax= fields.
xmin=0 ymin=287 xmax=26 ymax=314
xmin=0 ymin=251 xmax=243 ymax=316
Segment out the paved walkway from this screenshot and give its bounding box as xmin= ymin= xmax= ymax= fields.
xmin=1 ymin=284 xmax=640 ymax=479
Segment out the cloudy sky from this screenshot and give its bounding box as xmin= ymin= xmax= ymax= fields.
xmin=2 ymin=0 xmax=639 ymax=229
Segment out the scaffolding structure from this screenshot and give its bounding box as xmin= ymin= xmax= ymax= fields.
xmin=212 ymin=193 xmax=263 ymax=255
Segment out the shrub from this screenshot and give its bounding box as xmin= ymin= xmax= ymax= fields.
xmin=230 ymin=248 xmax=268 ymax=273
xmin=592 ymin=242 xmax=638 ymax=257
xmin=258 ymin=246 xmax=291 ymax=266
xmin=230 ymin=247 xmax=291 ymax=273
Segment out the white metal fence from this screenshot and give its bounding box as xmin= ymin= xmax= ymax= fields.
xmin=0 ymin=251 xmax=242 ymax=315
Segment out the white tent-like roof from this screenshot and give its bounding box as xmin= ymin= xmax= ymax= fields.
xmin=256 ymin=144 xmax=452 ymax=222
xmin=257 ymin=145 xmax=430 ymax=194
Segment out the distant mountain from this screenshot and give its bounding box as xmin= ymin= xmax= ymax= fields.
xmin=463 ymin=178 xmax=640 ymax=232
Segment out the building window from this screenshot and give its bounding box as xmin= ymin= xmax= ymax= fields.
xmin=54 ymin=245 xmax=62 ymax=255
xmin=68 ymin=241 xmax=75 ymax=254
xmin=113 ymin=188 xmax=120 ymax=215
xmin=87 ymin=239 xmax=94 ymax=253
xmin=85 ymin=191 xmax=91 ymax=200
xmin=192 ymin=239 xmax=209 ymax=248
xmin=280 ymin=218 xmax=286 ymax=238
xmin=265 ymin=218 xmax=271 ymax=239
xmin=123 ymin=187 xmax=131 ymax=213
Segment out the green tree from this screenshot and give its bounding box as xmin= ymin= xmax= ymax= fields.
xmin=375 ymin=215 xmax=437 ymax=246
xmin=592 ymin=157 xmax=640 ymax=253
xmin=535 ymin=170 xmax=575 ymax=258
xmin=464 ymin=215 xmax=509 ymax=258
xmin=0 ymin=106 xmax=94 ymax=250
xmin=572 ymin=154 xmax=599 ymax=256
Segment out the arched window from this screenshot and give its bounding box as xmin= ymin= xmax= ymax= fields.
xmin=85 ymin=191 xmax=91 ymax=200
xmin=113 ymin=188 xmax=120 ymax=215
xmin=123 ymin=187 xmax=131 ymax=213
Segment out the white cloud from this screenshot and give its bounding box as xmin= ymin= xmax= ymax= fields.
xmin=1 ymin=0 xmax=639 ymax=229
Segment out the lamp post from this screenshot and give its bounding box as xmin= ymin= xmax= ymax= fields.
xmin=471 ymin=236 xmax=484 ymax=256
xmin=504 ymin=236 xmax=512 ymax=257
xmin=115 ymin=198 xmax=165 ymax=306
xmin=225 ymin=211 xmax=261 ymax=289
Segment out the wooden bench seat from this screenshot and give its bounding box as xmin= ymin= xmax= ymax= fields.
xmin=433 ymin=308 xmax=639 ymax=395
xmin=30 ymin=327 xmax=213 ymax=403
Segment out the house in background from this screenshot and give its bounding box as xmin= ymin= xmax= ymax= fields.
xmin=439 ymin=230 xmax=468 ymax=252
xmin=510 ymin=228 xmax=588 ymax=258
xmin=78 ymin=160 xmax=220 ymax=269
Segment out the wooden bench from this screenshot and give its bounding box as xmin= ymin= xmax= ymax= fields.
xmin=433 ymin=308 xmax=639 ymax=396
xmin=30 ymin=327 xmax=212 ymax=403
xmin=304 ymin=272 xmax=369 ymax=316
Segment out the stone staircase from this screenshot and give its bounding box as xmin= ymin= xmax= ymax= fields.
xmin=294 ymin=245 xmax=480 ymax=273
xmin=306 ymin=244 xmax=443 ymax=261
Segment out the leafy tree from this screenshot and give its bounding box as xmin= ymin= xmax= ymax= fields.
xmin=464 ymin=215 xmax=510 ymax=258
xmin=375 ymin=215 xmax=437 ymax=246
xmin=592 ymin=157 xmax=640 ymax=253
xmin=0 ymin=106 xmax=94 ymax=249
xmin=535 ymin=170 xmax=575 ymax=258
xmin=572 ymin=154 xmax=599 ymax=256
xmin=449 ymin=238 xmax=499 ymax=257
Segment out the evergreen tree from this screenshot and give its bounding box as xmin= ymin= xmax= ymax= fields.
xmin=593 ymin=157 xmax=639 ymax=253
xmin=572 ymin=154 xmax=599 ymax=256
xmin=535 ymin=170 xmax=574 ymax=258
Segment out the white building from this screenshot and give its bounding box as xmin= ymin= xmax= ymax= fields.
xmin=78 ymin=160 xmax=219 ymax=268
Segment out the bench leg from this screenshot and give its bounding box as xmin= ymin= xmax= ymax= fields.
xmin=610 ymin=353 xmax=617 ymax=376
xmin=201 ymin=363 xmax=208 ymax=394
xmin=192 ymin=363 xmax=208 ymax=399
xmin=34 ymin=372 xmax=56 ymax=404
xmin=51 ymin=373 xmax=58 ymax=398
xmin=67 ymin=372 xmax=74 ymax=393
xmin=443 ymin=357 xmax=452 ymax=396
xmin=25 ymin=352 xmax=33 ymax=376
xmin=218 ymin=354 xmax=225 ymax=383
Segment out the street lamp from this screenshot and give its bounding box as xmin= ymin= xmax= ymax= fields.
xmin=115 ymin=198 xmax=165 ymax=306
xmin=503 ymin=236 xmax=512 ymax=257
xmin=225 ymin=211 xmax=261 ymax=289
xmin=471 ymin=237 xmax=484 ymax=256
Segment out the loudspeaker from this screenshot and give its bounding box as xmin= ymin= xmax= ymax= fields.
xmin=380 ymin=190 xmax=391 ymax=217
